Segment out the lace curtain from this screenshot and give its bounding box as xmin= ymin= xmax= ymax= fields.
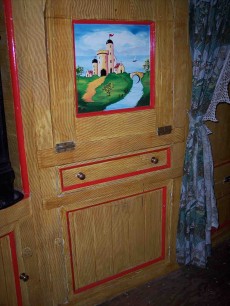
xmin=176 ymin=0 xmax=230 ymax=268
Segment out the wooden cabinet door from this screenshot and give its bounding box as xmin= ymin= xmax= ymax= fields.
xmin=0 ymin=232 xmax=22 ymax=306
xmin=36 ymin=0 xmax=180 ymax=169
xmin=63 ymin=183 xmax=171 ymax=301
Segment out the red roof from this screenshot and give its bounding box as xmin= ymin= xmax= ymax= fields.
xmin=114 ymin=63 xmax=120 ymax=68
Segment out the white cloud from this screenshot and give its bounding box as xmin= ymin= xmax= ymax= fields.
xmin=75 ymin=30 xmax=150 ymax=57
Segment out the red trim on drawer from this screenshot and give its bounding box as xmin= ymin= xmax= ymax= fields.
xmin=66 ymin=186 xmax=167 ymax=294
xmin=3 ymin=0 xmax=30 ymax=197
xmin=60 ymin=147 xmax=171 ymax=192
xmin=0 ymin=232 xmax=23 ymax=306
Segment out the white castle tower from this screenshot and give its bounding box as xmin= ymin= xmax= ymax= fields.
xmin=92 ymin=58 xmax=98 ymax=75
xmin=106 ymin=38 xmax=114 ymax=74
xmin=97 ymin=50 xmax=109 ymax=76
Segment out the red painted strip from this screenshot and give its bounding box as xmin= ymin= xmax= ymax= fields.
xmin=66 ymin=186 xmax=166 ymax=294
xmin=214 ymin=159 xmax=230 ymax=168
xmin=60 ymin=147 xmax=171 ymax=191
xmin=75 ymin=256 xmax=164 ymax=294
xmin=3 ymin=0 xmax=30 ymax=197
xmin=62 ymin=164 xmax=169 ymax=191
xmin=61 ymin=148 xmax=168 ymax=170
xmin=161 ymin=187 xmax=167 ymax=258
xmin=73 ymin=20 xmax=155 ymax=118
xmin=149 ymin=22 xmax=155 ymax=109
xmin=66 ymin=212 xmax=77 ymax=292
xmin=9 ymin=232 xmax=23 ymax=306
xmin=211 ymin=220 xmax=230 ymax=234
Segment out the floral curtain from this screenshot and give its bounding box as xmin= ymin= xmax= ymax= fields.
xmin=176 ymin=0 xmax=230 ymax=268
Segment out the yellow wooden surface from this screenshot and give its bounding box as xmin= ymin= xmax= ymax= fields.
xmin=66 ymin=187 xmax=165 ymax=291
xmin=37 ymin=127 xmax=184 ymax=168
xmin=0 ymin=234 xmax=18 ymax=306
xmin=1 ymin=0 xmax=191 ymax=304
xmin=61 ymin=148 xmax=168 ymax=189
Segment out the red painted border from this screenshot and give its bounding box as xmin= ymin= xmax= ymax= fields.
xmin=60 ymin=147 xmax=171 ymax=191
xmin=3 ymin=0 xmax=30 ymax=197
xmin=0 ymin=232 xmax=23 ymax=306
xmin=66 ymin=186 xmax=167 ymax=294
xmin=72 ymin=20 xmax=155 ymax=118
xmin=214 ymin=159 xmax=230 ymax=168
xmin=211 ymin=220 xmax=230 ymax=234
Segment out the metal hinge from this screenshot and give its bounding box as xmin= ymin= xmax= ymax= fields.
xmin=157 ymin=125 xmax=172 ymax=136
xmin=55 ymin=141 xmax=76 ymax=153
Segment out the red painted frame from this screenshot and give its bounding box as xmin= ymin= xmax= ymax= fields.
xmin=72 ymin=20 xmax=155 ymax=118
xmin=66 ymin=186 xmax=167 ymax=294
xmin=3 ymin=0 xmax=30 ymax=197
xmin=60 ymin=147 xmax=171 ymax=191
xmin=0 ymin=232 xmax=23 ymax=306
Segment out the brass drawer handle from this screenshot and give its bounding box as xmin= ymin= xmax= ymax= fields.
xmin=151 ymin=157 xmax=159 ymax=164
xmin=77 ymin=172 xmax=86 ymax=180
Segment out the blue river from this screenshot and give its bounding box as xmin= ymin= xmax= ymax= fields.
xmin=105 ymin=75 xmax=143 ymax=111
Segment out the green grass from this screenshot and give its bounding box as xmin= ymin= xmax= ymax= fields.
xmin=136 ymin=72 xmax=150 ymax=107
xmin=77 ymin=73 xmax=133 ymax=113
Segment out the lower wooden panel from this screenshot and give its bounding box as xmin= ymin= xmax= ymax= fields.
xmin=66 ymin=186 xmax=166 ymax=295
xmin=212 ymin=161 xmax=230 ymax=244
xmin=0 ymin=232 xmax=22 ymax=306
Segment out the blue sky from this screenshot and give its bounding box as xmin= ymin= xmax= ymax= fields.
xmin=73 ymin=22 xmax=153 ymax=73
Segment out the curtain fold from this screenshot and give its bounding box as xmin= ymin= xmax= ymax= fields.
xmin=176 ymin=0 xmax=230 ymax=268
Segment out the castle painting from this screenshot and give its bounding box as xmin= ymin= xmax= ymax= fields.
xmin=73 ymin=21 xmax=155 ymax=116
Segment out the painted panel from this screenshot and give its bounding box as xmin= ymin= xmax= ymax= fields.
xmin=66 ymin=186 xmax=166 ymax=294
xmin=73 ymin=20 xmax=155 ymax=117
xmin=0 ymin=232 xmax=22 ymax=306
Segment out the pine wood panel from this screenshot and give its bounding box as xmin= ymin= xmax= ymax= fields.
xmin=0 ymin=234 xmax=19 ymax=306
xmin=37 ymin=127 xmax=184 ymax=168
xmin=173 ymin=21 xmax=191 ymax=128
xmin=45 ymin=0 xmax=175 ymax=21
xmin=9 ymin=0 xmax=53 ymax=151
xmin=10 ymin=0 xmax=68 ymax=304
xmin=69 ymin=208 xmax=97 ymax=288
xmin=128 ymin=195 xmax=145 ymax=267
xmin=112 ymin=200 xmax=130 ymax=274
xmin=0 ymin=199 xmax=30 ymax=231
xmin=144 ymin=190 xmax=162 ymax=261
xmin=217 ymin=194 xmax=230 ymax=227
xmin=67 ymin=187 xmax=165 ymax=292
xmin=76 ymin=111 xmax=156 ymax=142
xmin=155 ymin=21 xmax=173 ymax=128
xmin=46 ymin=17 xmax=76 ymax=144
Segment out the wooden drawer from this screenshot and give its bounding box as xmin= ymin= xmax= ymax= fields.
xmin=59 ymin=147 xmax=171 ymax=192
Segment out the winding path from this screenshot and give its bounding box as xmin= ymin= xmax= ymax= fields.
xmin=82 ymin=76 xmax=106 ymax=102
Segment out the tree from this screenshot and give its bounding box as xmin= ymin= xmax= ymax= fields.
xmin=76 ymin=66 xmax=84 ymax=76
xmin=143 ymin=59 xmax=150 ymax=72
